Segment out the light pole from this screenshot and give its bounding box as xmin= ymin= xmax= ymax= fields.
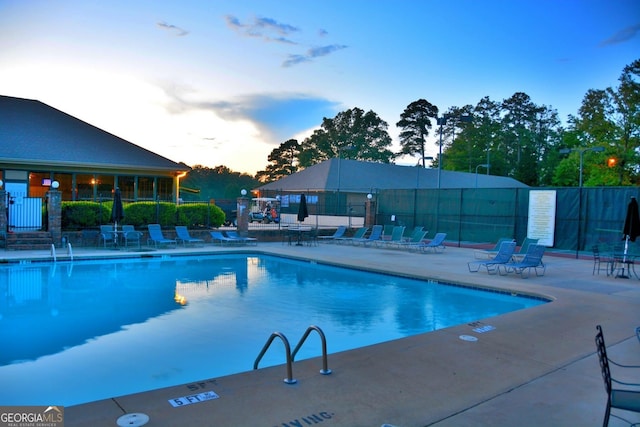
xmin=559 ymin=146 xmax=605 ymax=187
xmin=436 ymin=114 xmax=472 ymax=188
xmin=336 ymin=145 xmax=354 ymax=215
xmin=475 ymin=164 xmax=490 ymax=188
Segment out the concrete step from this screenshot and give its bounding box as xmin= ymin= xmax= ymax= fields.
xmin=5 ymin=231 xmax=53 ymax=251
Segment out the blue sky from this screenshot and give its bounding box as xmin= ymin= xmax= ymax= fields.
xmin=1 ymin=0 xmax=638 ymax=174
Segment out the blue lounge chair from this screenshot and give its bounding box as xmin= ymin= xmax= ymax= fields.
xmin=418 ymin=232 xmax=447 ymax=253
xmin=352 ymin=225 xmax=383 ymax=246
xmin=474 ymin=238 xmax=516 ymax=259
xmin=396 ymin=229 xmax=428 ymax=251
xmin=225 ymin=231 xmax=257 ymax=245
xmin=468 ymin=241 xmax=516 ymax=274
xmin=175 ymin=226 xmax=204 ymax=246
xmin=335 ymin=227 xmax=369 ymax=245
xmin=510 ymin=237 xmax=540 ymax=262
xmin=376 ymin=226 xmax=406 ymax=248
xmin=498 ymin=244 xmax=546 ymax=278
xmin=147 ymin=224 xmax=177 ymax=248
xmin=317 ymin=226 xmax=347 ymax=243
xmin=210 ymin=230 xmax=239 ymax=245
xmin=381 ymin=224 xmax=395 ymax=241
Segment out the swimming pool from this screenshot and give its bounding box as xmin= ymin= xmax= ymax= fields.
xmin=0 ymin=254 xmax=545 ymax=406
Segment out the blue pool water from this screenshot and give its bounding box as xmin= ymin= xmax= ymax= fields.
xmin=0 ymin=254 xmax=545 ymax=406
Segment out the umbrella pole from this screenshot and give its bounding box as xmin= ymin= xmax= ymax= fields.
xmin=616 ymin=235 xmax=630 ymax=278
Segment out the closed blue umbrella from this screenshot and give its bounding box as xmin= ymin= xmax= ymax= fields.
xmin=623 ymin=197 xmax=640 ymax=242
xmin=111 ymin=188 xmax=125 ymax=230
xmin=297 ymin=194 xmax=308 ymax=223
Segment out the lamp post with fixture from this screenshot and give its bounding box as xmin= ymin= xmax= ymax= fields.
xmin=559 ymin=146 xmax=604 ymax=258
xmin=559 ymin=146 xmax=605 ymax=187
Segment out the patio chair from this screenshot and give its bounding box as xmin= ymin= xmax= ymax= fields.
xmin=418 ymin=232 xmax=448 ymax=253
xmin=335 ymin=227 xmax=369 ymax=245
xmin=122 ymin=225 xmax=143 ymax=249
xmin=317 ymin=226 xmax=347 ymax=243
xmin=592 ymin=245 xmax=613 ymax=276
xmin=468 ymin=241 xmax=516 ymax=274
xmin=303 ymin=228 xmax=319 ymax=247
xmin=147 ymin=224 xmax=177 ymax=248
xmin=210 ymin=230 xmax=240 ymax=245
xmin=175 ymin=226 xmax=204 ymax=246
xmin=352 ymin=224 xmax=383 ymax=246
xmin=81 ymin=229 xmax=100 ymax=247
xmin=473 ymin=238 xmax=515 ymax=259
xmin=498 ymin=244 xmax=546 ymax=278
xmin=99 ymin=225 xmax=117 ymax=248
xmin=594 ymin=325 xmax=640 ymax=426
xmin=225 ymin=230 xmax=257 ymax=245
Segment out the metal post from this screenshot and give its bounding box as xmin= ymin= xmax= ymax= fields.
xmin=475 ymin=164 xmax=490 ymax=188
xmin=437 ymin=117 xmax=445 ymax=189
xmin=559 ymin=146 xmax=604 ymax=187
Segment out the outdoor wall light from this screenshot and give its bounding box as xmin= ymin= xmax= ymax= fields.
xmin=367 ymin=193 xmax=372 ymax=200
xmin=241 ymin=189 xmax=247 ymax=196
xmin=0 ymin=180 xmax=3 ymax=188
xmin=52 ymin=181 xmax=60 ymax=189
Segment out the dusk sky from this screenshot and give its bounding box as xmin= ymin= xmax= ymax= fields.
xmin=1 ymin=0 xmax=638 ymax=174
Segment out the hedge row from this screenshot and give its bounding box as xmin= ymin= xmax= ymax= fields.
xmin=61 ymin=201 xmax=226 ymax=230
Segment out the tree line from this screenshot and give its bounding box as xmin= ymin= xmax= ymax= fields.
xmin=183 ymin=58 xmax=639 ymax=197
xmin=255 ymin=58 xmax=640 ymax=187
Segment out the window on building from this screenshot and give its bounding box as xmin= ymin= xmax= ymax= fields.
xmin=28 ymin=172 xmax=50 ymax=198
xmin=118 ymin=175 xmax=135 ymax=201
xmin=138 ymin=176 xmax=155 ymax=200
xmin=53 ymin=173 xmax=73 ymax=200
xmin=158 ymin=177 xmax=174 ymax=201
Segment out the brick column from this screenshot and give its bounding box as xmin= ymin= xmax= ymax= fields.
xmin=0 ymin=190 xmax=6 ymax=234
xmin=236 ymin=194 xmax=250 ymax=237
xmin=365 ymin=198 xmax=376 ymax=227
xmin=47 ymin=189 xmax=62 ymax=246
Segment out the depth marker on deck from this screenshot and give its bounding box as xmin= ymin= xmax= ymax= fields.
xmin=169 ymin=390 xmax=220 ymax=407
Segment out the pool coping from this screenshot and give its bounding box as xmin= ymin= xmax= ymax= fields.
xmin=3 ymin=242 xmax=640 ymax=426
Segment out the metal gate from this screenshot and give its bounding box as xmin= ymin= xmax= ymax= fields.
xmin=7 ymin=191 xmax=43 ymax=231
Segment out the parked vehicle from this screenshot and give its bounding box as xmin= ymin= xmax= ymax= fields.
xmin=249 ymin=197 xmax=280 ymax=223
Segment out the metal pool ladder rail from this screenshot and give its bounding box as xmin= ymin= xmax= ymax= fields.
xmin=253 ymin=325 xmax=332 ymax=384
xmin=291 ymin=325 xmax=332 ymax=375
xmin=51 ymin=242 xmax=73 ymax=262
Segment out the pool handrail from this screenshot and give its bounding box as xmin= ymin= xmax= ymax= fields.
xmin=291 ymin=325 xmax=332 ymax=375
xmin=253 ymin=332 xmax=297 ymax=384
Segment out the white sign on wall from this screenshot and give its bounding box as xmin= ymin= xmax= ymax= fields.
xmin=527 ymin=190 xmax=557 ymax=247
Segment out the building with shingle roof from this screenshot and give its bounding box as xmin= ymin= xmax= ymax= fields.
xmin=0 ymin=95 xmax=189 ymax=202
xmin=257 ymin=158 xmax=528 ymax=193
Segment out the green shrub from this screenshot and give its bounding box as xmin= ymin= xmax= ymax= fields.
xmin=176 ymin=203 xmax=225 ymax=228
xmin=61 ymin=201 xmax=109 ymax=229
xmin=60 ymin=201 xmax=225 ymax=229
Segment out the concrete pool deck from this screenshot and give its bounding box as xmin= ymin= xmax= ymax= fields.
xmin=3 ymin=241 xmax=640 ymax=426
